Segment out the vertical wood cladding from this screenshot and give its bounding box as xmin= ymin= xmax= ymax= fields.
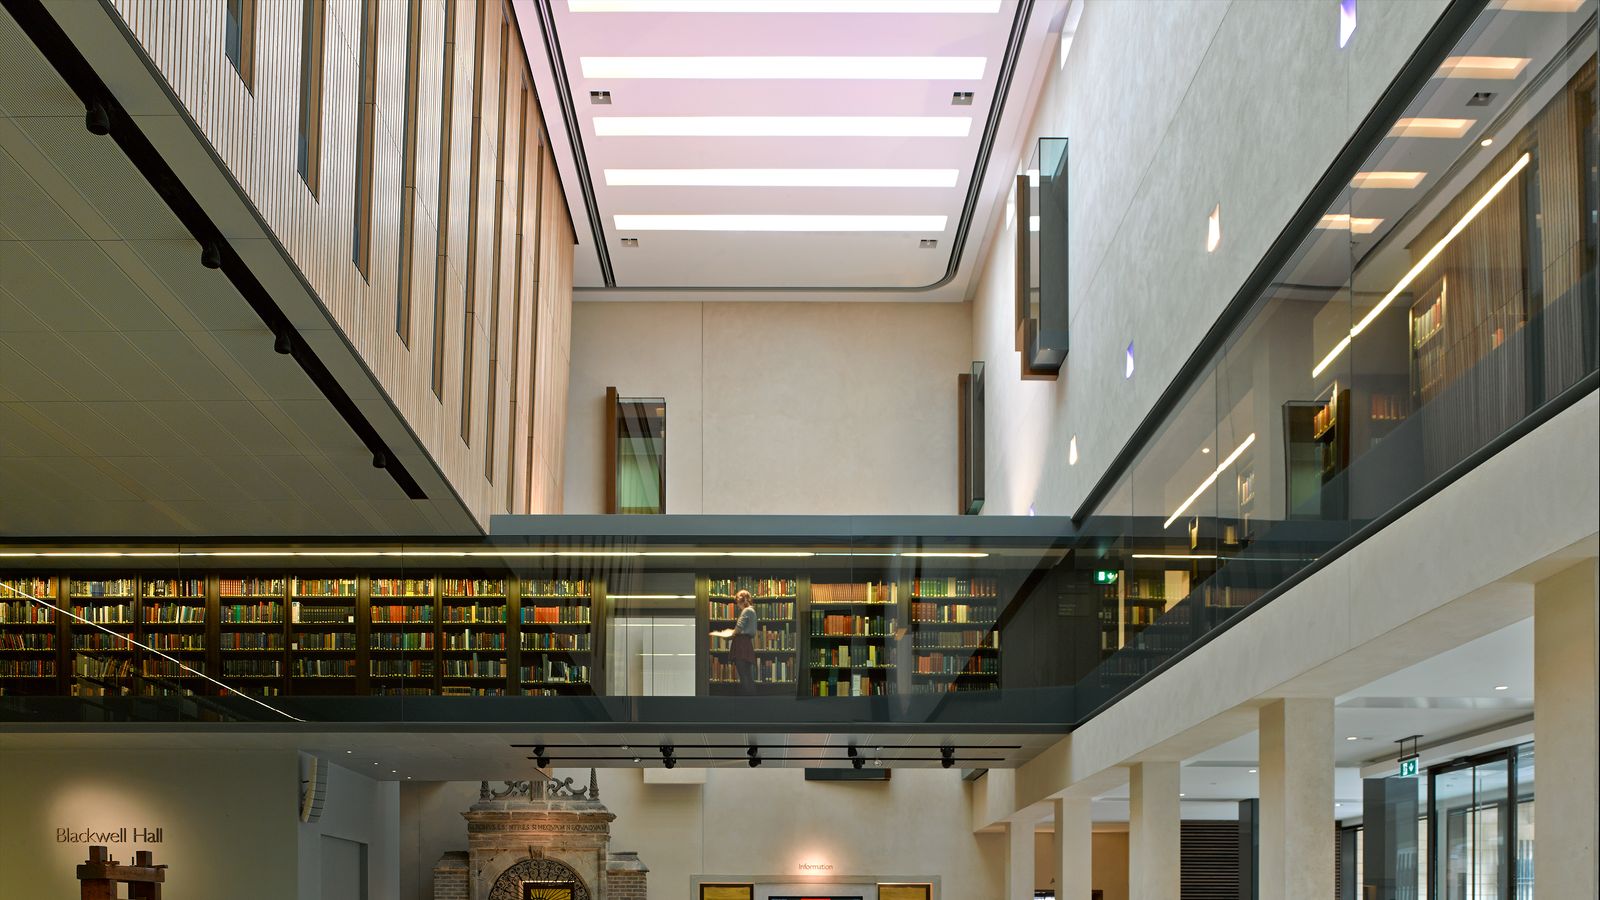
xmin=106 ymin=0 xmax=576 ymax=523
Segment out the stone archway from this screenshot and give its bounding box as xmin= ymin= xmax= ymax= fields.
xmin=487 ymin=856 xmax=592 ymax=900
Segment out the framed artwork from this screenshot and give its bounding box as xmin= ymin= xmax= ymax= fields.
xmin=700 ymin=885 xmax=754 ymax=900
xmin=878 ymin=885 xmax=932 ymax=900
xmin=524 ymin=882 xmax=576 ymax=900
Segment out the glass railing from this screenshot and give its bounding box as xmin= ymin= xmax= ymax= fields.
xmin=0 ymin=0 xmax=1594 ymax=731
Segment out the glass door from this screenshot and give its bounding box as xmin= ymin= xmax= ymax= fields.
xmin=1429 ymin=750 xmax=1515 ymax=900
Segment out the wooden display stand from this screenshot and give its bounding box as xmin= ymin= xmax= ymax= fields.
xmin=76 ymin=846 xmax=165 ymax=899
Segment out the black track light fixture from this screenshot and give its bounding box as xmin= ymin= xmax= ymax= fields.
xmin=940 ymin=746 xmax=955 ymax=769
xmin=533 ymin=745 xmax=550 ymax=768
xmin=747 ymin=747 xmax=761 ymax=768
xmin=84 ymin=102 xmax=110 ymax=136
xmin=372 ymin=450 xmax=388 ymax=469
xmin=847 ymin=746 xmax=859 ymax=759
xmin=273 ymin=327 xmax=293 ymax=355
xmin=200 ymin=241 xmax=222 ymax=269
xmin=852 ymin=755 xmax=865 ymax=770
xmin=659 ymin=744 xmax=676 ymax=769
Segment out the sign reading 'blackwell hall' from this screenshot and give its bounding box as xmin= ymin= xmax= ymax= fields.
xmin=56 ymin=827 xmax=165 ymax=844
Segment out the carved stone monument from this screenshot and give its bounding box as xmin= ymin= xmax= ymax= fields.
xmin=432 ymin=771 xmax=647 ymax=900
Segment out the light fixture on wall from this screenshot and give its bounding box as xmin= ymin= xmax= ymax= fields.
xmin=1206 ymin=204 xmax=1222 ymax=252
xmin=748 ymin=747 xmax=762 ymax=768
xmin=1069 ymin=436 xmax=1079 ymax=465
xmin=1125 ymin=342 xmax=1135 ymax=379
xmin=660 ymin=744 xmax=677 ymax=769
xmin=1339 ymin=0 xmax=1357 ymax=49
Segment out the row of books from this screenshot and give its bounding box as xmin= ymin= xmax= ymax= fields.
xmin=143 ymin=579 xmax=204 ymax=598
xmin=0 ymin=660 xmax=55 ymax=677
xmin=445 ymin=606 xmax=507 ymax=623
xmin=912 ymin=630 xmax=997 ymax=649
xmin=0 ymin=602 xmax=54 ymax=624
xmin=909 ymin=577 xmax=997 ymax=598
xmin=1313 ymin=397 xmax=1337 ymax=438
xmin=73 ymin=657 xmax=125 ymax=679
xmin=294 ymin=634 xmax=356 ymax=650
xmin=0 ymin=633 xmax=54 ymax=650
xmin=709 ymin=577 xmax=795 ymax=597
xmin=711 ymin=628 xmax=793 ymax=652
xmin=147 ymin=634 xmax=204 ymax=651
xmin=372 ymin=605 xmax=433 ymax=623
xmin=294 ymin=659 xmax=356 ymax=677
xmin=810 ymin=673 xmax=885 ymax=696
xmin=522 ymin=606 xmax=590 ymax=624
xmin=1 ymin=579 xmax=53 ymax=599
xmin=370 ymin=579 xmax=435 ymax=597
xmin=1127 ymin=605 xmax=1166 ymax=627
xmin=291 ymin=603 xmax=353 ymax=624
xmin=524 ymin=579 xmax=590 ymax=597
xmin=811 ymin=646 xmax=888 ymax=668
xmin=444 ymin=632 xmax=505 ymax=650
xmin=913 ymin=653 xmax=998 ymax=675
xmin=220 ymin=602 xmax=283 ymax=623
xmin=711 ymin=658 xmax=793 ymax=683
xmin=292 ymin=578 xmax=358 ymax=597
xmin=72 ymin=604 xmax=134 ymax=623
xmin=811 ymin=582 xmax=897 ymax=604
xmin=910 ymin=681 xmax=997 ymax=694
xmin=219 ymin=578 xmax=284 ymax=596
xmin=70 ymin=579 xmax=137 ymax=597
xmin=219 ymin=633 xmax=282 ymax=650
xmin=443 ymin=659 xmax=505 ymax=678
xmin=440 ymin=578 xmax=506 ymax=596
xmin=371 ymin=633 xmax=432 ymax=650
xmin=709 ymin=600 xmax=794 ymax=620
xmin=142 ymin=605 xmax=205 ymax=623
xmin=521 ymin=633 xmax=590 ymax=651
xmin=520 ymin=661 xmax=588 ymax=683
xmin=73 ymin=634 xmax=133 ymax=650
xmin=222 ymin=660 xmax=281 ymax=677
xmin=373 ymin=660 xmax=434 ymax=677
xmin=142 ymin=659 xmax=200 ymax=678
xmin=810 ymin=612 xmax=893 ymax=637
xmin=910 ymin=602 xmax=994 ymax=624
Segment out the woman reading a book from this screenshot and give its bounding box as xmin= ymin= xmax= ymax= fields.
xmin=711 ymin=590 xmax=759 ymax=694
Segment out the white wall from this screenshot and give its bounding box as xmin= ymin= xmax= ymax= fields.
xmin=973 ymin=0 xmax=1448 ymax=516
xmin=565 ymin=301 xmax=972 ymax=514
xmin=0 ymin=749 xmax=299 ymax=900
xmin=298 ymin=756 xmax=401 ymax=900
xmin=401 ymin=769 xmax=1006 ymax=900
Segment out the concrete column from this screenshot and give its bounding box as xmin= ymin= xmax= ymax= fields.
xmin=1127 ymin=762 xmax=1180 ymax=900
xmin=1052 ymin=797 xmax=1093 ymax=900
xmin=1006 ymin=817 xmax=1036 ymax=900
xmin=1257 ymin=697 xmax=1335 ymax=900
xmin=1534 ymin=560 xmax=1598 ymax=900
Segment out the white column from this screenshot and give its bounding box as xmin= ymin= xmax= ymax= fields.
xmin=1258 ymin=697 xmax=1335 ymax=899
xmin=1127 ymin=762 xmax=1180 ymax=900
xmin=1006 ymin=817 xmax=1036 ymax=900
xmin=1534 ymin=560 xmax=1598 ymax=900
xmin=1052 ymin=796 xmax=1093 ymax=900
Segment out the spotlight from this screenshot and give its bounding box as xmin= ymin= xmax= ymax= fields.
xmin=200 ymin=241 xmax=222 ymax=269
xmin=372 ymin=450 xmax=387 ymax=469
xmin=847 ymin=746 xmax=859 ymax=759
xmin=852 ymin=756 xmax=864 ymax=770
xmin=747 ymin=747 xmax=762 ymax=768
xmin=533 ymin=745 xmax=550 ymax=768
xmin=940 ymin=746 xmax=955 ymax=769
xmin=85 ymin=102 xmax=111 ymax=135
xmin=273 ymin=328 xmax=293 ymax=355
xmin=660 ymin=744 xmax=676 ymax=769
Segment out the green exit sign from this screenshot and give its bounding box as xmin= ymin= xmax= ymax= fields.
xmin=1094 ymin=570 xmax=1119 ymax=585
xmin=1398 ymin=757 xmax=1419 ymax=778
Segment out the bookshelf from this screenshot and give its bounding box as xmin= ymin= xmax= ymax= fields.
xmin=218 ymin=576 xmax=286 ymax=695
xmin=289 ymin=577 xmax=358 ymax=690
xmin=909 ymin=577 xmax=999 ymax=694
xmin=68 ymin=578 xmax=138 ymax=696
xmin=807 ymin=581 xmax=898 ymax=697
xmin=516 ymin=578 xmax=590 ymax=696
xmin=0 ymin=577 xmax=58 ymax=694
xmin=369 ymin=576 xmax=437 ymax=696
xmin=140 ymin=578 xmax=207 ymax=688
xmin=440 ymin=577 xmax=511 ymax=696
xmin=707 ymin=576 xmax=797 ymax=694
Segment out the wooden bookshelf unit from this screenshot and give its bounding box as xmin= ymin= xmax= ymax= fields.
xmin=909 ymin=577 xmax=999 ymax=694
xmin=707 ymin=576 xmax=797 ymax=694
xmin=808 ymin=581 xmax=898 ymax=697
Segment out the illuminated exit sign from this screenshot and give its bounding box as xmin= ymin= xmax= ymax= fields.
xmin=1094 ymin=570 xmax=1119 ymax=585
xmin=1398 ymin=757 xmax=1419 ymax=778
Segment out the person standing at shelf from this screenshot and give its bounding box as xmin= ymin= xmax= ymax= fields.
xmin=724 ymin=590 xmax=759 ymax=694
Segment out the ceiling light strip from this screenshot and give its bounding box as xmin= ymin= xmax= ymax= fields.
xmin=603 ymin=168 xmax=961 ymax=188
xmin=580 ymin=57 xmax=987 ymax=80
xmin=1163 ymin=433 xmax=1257 ymax=529
xmin=0 ymin=582 xmax=304 ymax=723
xmin=613 ymin=214 xmax=949 ymax=232
xmin=1312 ymin=152 xmax=1529 ymax=378
xmin=568 ymin=0 xmax=1003 ymax=12
xmin=592 ymin=116 xmax=972 ymax=138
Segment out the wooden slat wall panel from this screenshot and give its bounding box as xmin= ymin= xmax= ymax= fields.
xmin=1181 ymin=820 xmax=1241 ymax=899
xmin=105 ymin=0 xmax=575 ymax=522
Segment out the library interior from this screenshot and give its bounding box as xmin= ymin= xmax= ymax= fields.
xmin=0 ymin=1 xmax=1596 ymax=899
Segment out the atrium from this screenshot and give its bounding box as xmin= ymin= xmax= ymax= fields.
xmin=0 ymin=1 xmax=1595 ymax=899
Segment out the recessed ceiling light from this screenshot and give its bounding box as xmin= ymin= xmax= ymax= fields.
xmin=1494 ymin=684 xmax=1509 ymax=691
xmin=1201 ymin=447 xmax=1212 ymax=454
xmin=1179 ymin=793 xmax=1186 ymax=797
xmin=346 ymin=750 xmax=353 ymax=754
xmin=1481 ymin=137 xmax=1495 ymax=147
xmin=620 ymin=237 xmax=639 ymax=248
xmin=612 ymin=214 xmax=948 ymax=232
xmin=1317 ymin=213 xmax=1384 ymax=234
xmin=1437 ymin=56 xmax=1531 ymax=79
xmin=952 ymin=91 xmax=974 ymax=106
xmin=603 ymin=168 xmax=960 ymax=188
xmin=1352 ymin=171 xmax=1427 ymax=189
xmin=1335 ymin=802 xmax=1343 ymax=807
xmin=1345 ymin=736 xmax=1362 ymax=741
xmin=1467 ymin=91 xmax=1497 ymax=107
xmin=589 ymin=90 xmax=612 ymax=104
xmin=1248 ymin=769 xmax=1257 ymax=774
xmin=919 ymin=239 xmax=938 ymax=248
xmin=569 ymin=0 xmax=1003 ymax=11
xmin=593 ymin=116 xmax=972 ymax=137
xmin=580 ymin=56 xmax=986 ymax=80
xmin=1390 ymin=117 xmax=1476 ymax=139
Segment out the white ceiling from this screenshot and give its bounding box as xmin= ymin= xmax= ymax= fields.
xmin=512 ymin=0 xmax=1063 ymax=299
xmin=0 ymin=9 xmax=473 ymax=537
